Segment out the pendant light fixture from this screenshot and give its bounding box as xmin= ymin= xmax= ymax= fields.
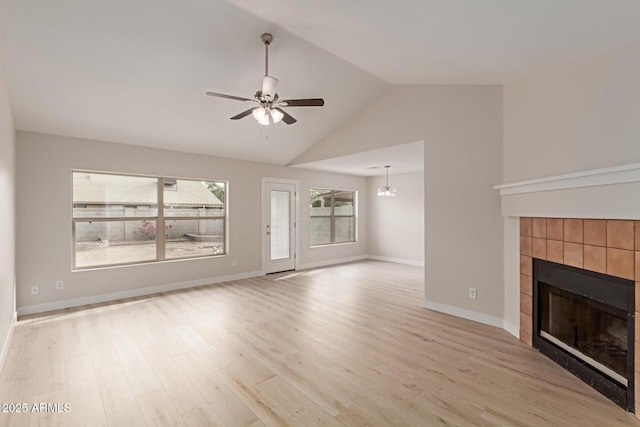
xmin=377 ymin=165 xmax=397 ymax=197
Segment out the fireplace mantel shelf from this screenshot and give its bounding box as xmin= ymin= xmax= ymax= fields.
xmin=495 ymin=162 xmax=640 ymax=196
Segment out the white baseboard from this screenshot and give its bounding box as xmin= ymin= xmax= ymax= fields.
xmin=423 ymin=299 xmax=503 ymax=329
xmin=17 ymin=270 xmax=263 ymax=316
xmin=366 ymin=255 xmax=425 ymax=267
xmin=296 ymin=255 xmax=369 ymax=271
xmin=0 ymin=311 xmax=17 ymax=376
xmin=503 ymin=320 xmax=520 ymax=338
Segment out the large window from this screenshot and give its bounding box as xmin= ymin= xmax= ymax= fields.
xmin=72 ymin=171 xmax=226 ymax=269
xmin=310 ymin=189 xmax=356 ymax=246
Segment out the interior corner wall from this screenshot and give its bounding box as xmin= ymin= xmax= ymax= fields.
xmin=295 ymin=85 xmax=504 ymax=323
xmin=503 ymin=44 xmax=640 ymax=183
xmin=367 ymin=171 xmax=424 ymax=265
xmin=0 ymin=35 xmax=16 ymax=369
xmin=501 ymin=43 xmax=640 ymax=335
xmin=15 ymin=131 xmax=369 ymax=314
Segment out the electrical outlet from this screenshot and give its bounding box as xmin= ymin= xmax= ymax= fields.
xmin=232 ymin=259 xmax=237 ymax=266
xmin=56 ymin=280 xmax=64 ymax=289
xmin=31 ymin=286 xmax=39 ymax=296
xmin=469 ymin=288 xmax=477 ymax=299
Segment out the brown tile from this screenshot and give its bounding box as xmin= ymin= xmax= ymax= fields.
xmin=584 ymin=219 xmax=606 ymax=246
xmin=636 ymin=282 xmax=640 ymax=313
xmin=563 ymin=242 xmax=583 ymax=268
xmin=520 ymin=329 xmax=532 ymax=346
xmin=532 ymin=218 xmax=547 ymax=238
xmin=520 ymin=274 xmax=532 ymax=296
xmin=636 ymin=341 xmax=640 ymax=376
xmin=532 ymin=238 xmax=546 ymax=260
xmin=636 ymin=221 xmax=640 ymax=250
xmin=563 ymin=219 xmax=583 ymax=243
xmin=520 ymin=255 xmax=532 ymax=276
xmin=520 ymin=236 xmax=532 ymax=256
xmin=636 ymin=340 xmax=640 ymax=378
xmin=636 ymin=378 xmax=640 ymax=421
xmin=546 ymin=218 xmax=563 ymax=241
xmin=520 ymin=292 xmax=532 ymax=315
xmin=520 ymin=217 xmax=532 ymax=237
xmin=607 ymin=248 xmax=635 ymax=280
xmin=547 ymin=240 xmax=564 ymax=264
xmin=636 ymin=253 xmax=640 ymax=281
xmin=520 ymin=311 xmax=532 ymax=336
xmin=607 ymin=220 xmax=634 ymax=250
xmin=636 ymin=376 xmax=640 ymax=417
xmin=583 ymin=245 xmax=606 ymax=274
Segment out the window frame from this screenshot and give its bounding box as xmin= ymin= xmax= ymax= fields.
xmin=309 ymin=188 xmax=357 ymax=247
xmin=71 ymin=170 xmax=227 ymax=270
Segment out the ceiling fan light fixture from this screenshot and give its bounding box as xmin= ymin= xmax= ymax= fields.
xmin=252 ymin=106 xmax=267 ymax=121
xmin=377 ymin=165 xmax=397 ymax=197
xmin=257 ymin=113 xmax=271 ymax=126
xmin=270 ymin=108 xmax=284 ymax=124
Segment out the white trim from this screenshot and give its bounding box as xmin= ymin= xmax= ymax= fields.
xmin=367 ymin=255 xmax=425 ymax=267
xmin=297 ymin=255 xmax=369 ymax=271
xmin=17 ymin=270 xmax=262 ymax=316
xmin=503 ymin=319 xmax=520 ymax=338
xmin=494 ymin=161 xmax=640 ymax=196
xmin=423 ymin=299 xmax=503 ymax=329
xmin=0 ymin=312 xmax=17 ymax=376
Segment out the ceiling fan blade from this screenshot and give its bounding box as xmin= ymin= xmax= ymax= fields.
xmin=206 ymin=92 xmax=254 ymax=102
xmin=275 ymin=108 xmax=297 ymax=125
xmin=230 ymin=108 xmax=256 ymax=120
xmin=280 ymin=98 xmax=324 ymax=107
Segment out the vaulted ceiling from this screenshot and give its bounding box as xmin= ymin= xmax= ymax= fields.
xmin=1 ymin=0 xmax=639 ymax=169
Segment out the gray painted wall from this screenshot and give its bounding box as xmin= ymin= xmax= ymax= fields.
xmin=16 ymin=132 xmax=370 ymax=311
xmin=367 ymin=171 xmax=424 ymax=264
xmin=0 ymin=35 xmax=16 ymax=369
xmin=294 ymin=85 xmax=504 ymax=321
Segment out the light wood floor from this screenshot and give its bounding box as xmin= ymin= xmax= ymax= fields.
xmin=1 ymin=260 xmax=639 ymax=426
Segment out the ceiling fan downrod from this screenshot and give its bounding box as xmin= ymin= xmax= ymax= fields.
xmin=261 ymin=33 xmax=273 ymax=76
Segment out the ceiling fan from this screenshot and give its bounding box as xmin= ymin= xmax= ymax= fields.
xmin=206 ymin=33 xmax=324 ymax=126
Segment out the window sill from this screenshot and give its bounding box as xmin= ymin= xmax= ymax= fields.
xmin=310 ymin=241 xmax=357 ymax=249
xmin=72 ymin=253 xmax=227 ymax=272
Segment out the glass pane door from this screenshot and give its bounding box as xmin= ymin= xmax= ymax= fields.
xmin=264 ymin=181 xmax=296 ymax=274
xmin=270 ymin=190 xmax=290 ymax=260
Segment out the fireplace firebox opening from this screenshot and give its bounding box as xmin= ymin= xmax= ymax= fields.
xmin=533 ymin=258 xmax=635 ymax=412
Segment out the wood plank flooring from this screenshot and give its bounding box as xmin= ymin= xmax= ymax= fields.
xmin=1 ymin=260 xmax=639 ymax=426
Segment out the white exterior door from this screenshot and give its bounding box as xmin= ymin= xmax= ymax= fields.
xmin=263 ymin=180 xmax=297 ymax=274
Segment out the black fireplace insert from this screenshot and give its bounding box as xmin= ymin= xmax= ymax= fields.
xmin=532 ymin=258 xmax=635 ymax=412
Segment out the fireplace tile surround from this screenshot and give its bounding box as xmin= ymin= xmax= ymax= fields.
xmin=519 ymin=217 xmax=640 ymax=415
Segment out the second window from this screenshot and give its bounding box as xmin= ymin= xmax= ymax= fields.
xmin=310 ymin=189 xmax=356 ymax=246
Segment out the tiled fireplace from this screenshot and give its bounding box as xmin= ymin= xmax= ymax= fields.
xmin=519 ymin=217 xmax=640 ymax=414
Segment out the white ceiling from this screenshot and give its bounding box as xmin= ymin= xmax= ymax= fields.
xmin=292 ymin=141 xmax=424 ymax=177
xmin=1 ymin=1 xmax=640 ymax=171
xmin=227 ymin=0 xmax=640 ymax=84
xmin=0 ymin=0 xmax=387 ymax=165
